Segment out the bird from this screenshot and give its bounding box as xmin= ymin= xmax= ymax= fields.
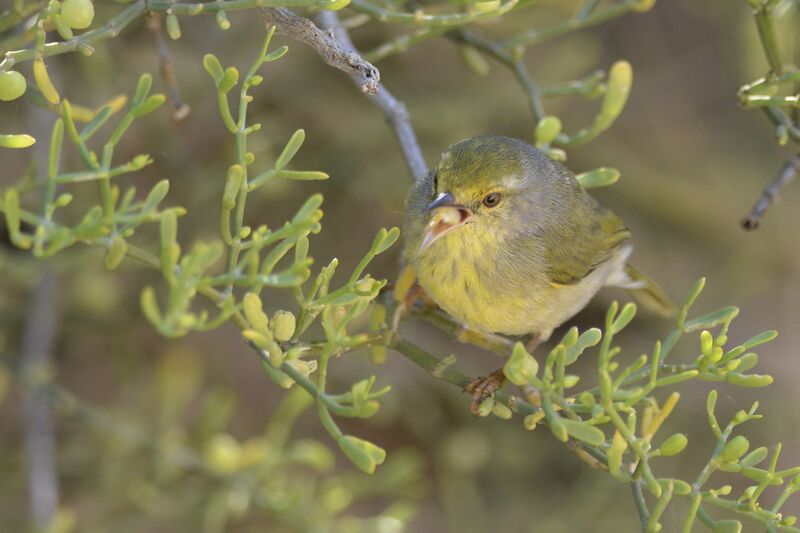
xmin=402 ymin=135 xmax=673 ymax=414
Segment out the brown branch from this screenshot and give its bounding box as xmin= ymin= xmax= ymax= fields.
xmin=146 ymin=13 xmax=191 ymax=121
xmin=742 ymin=154 xmax=800 ymax=230
xmin=315 ymin=11 xmax=428 ymax=181
xmin=260 ymin=7 xmax=380 ymax=96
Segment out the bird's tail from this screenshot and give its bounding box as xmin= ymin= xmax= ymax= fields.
xmin=619 ymin=264 xmax=676 ymax=318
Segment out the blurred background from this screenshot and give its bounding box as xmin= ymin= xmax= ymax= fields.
xmin=1 ymin=0 xmax=799 ymax=531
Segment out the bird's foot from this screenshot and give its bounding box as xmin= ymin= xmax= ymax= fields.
xmin=389 ymin=265 xmax=440 ymax=330
xmin=464 ymin=368 xmax=506 ymax=416
xmin=391 ymin=283 xmax=438 ymax=330
xmin=403 ymin=283 xmax=437 ymax=310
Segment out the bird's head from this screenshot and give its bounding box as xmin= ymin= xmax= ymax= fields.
xmin=417 ymin=135 xmax=574 ymax=256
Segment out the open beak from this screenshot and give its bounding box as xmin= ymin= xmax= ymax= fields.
xmin=418 ymin=192 xmax=473 ymax=255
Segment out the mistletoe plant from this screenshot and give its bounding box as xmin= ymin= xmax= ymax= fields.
xmin=0 ymin=1 xmax=797 ymax=532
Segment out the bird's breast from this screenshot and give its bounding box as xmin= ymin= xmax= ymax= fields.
xmin=414 ymin=228 xmax=610 ymax=338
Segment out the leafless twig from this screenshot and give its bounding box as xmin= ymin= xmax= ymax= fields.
xmin=742 ymin=154 xmax=800 ymax=230
xmin=259 ymin=8 xmax=427 ymax=180
xmin=146 ymin=13 xmax=191 ymax=121
xmin=260 ymin=8 xmax=380 ymax=96
xmin=20 ymin=270 xmax=60 ymax=529
xmin=316 ymin=11 xmax=428 ymax=181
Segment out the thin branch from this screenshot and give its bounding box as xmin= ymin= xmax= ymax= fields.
xmin=742 ymin=154 xmax=800 ymax=230
xmin=20 ymin=269 xmax=60 ymax=529
xmin=260 ymin=7 xmax=380 ymax=95
xmin=364 ymin=26 xmax=450 ymax=63
xmin=146 ymin=13 xmax=191 ymax=121
xmin=500 ymin=0 xmax=642 ymax=50
xmin=453 ymin=30 xmax=545 ymax=122
xmin=752 ymin=4 xmax=783 ymax=75
xmin=761 ymin=107 xmax=800 ymax=145
xmin=315 ymin=11 xmax=428 ymax=181
xmin=0 ymin=0 xmax=337 ymax=71
xmin=632 ymin=479 xmax=650 ymax=532
xmin=347 ymin=0 xmax=520 ymax=28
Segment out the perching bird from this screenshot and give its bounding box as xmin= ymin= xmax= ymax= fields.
xmin=402 ymin=135 xmax=673 ymax=413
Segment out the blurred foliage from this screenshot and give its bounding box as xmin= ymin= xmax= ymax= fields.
xmin=1 ymin=348 xmax=425 ymax=532
xmin=1 ymin=0 xmax=800 ymax=532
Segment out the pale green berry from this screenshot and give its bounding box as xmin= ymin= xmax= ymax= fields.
xmin=61 ymin=0 xmax=95 ymax=29
xmin=0 ymin=71 xmax=27 ymax=101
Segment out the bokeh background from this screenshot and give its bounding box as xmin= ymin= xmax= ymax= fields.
xmin=1 ymin=0 xmax=799 ymax=531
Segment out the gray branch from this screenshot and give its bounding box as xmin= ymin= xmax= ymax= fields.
xmin=260 ymin=7 xmax=428 ymax=181
xmin=742 ymin=154 xmax=800 ymax=230
xmin=21 ymin=270 xmax=60 ymax=529
xmin=260 ymin=7 xmax=380 ymax=95
xmin=316 ymin=11 xmax=428 ymax=181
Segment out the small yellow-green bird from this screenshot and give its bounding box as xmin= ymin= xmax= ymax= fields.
xmin=403 ymin=135 xmax=673 ymax=412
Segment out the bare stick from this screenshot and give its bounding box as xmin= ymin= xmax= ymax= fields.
xmin=21 ymin=270 xmax=60 ymax=529
xmin=260 ymin=7 xmax=380 ymax=96
xmin=260 ymin=8 xmax=427 ymax=179
xmin=146 ymin=13 xmax=191 ymax=121
xmin=316 ymin=11 xmax=428 ymax=181
xmin=742 ymin=154 xmax=800 ymax=230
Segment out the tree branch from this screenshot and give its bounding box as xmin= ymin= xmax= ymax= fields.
xmin=20 ymin=269 xmax=60 ymax=529
xmin=146 ymin=13 xmax=191 ymax=121
xmin=631 ymin=479 xmax=650 ymax=532
xmin=259 ymin=7 xmax=429 ymax=179
xmin=315 ymin=11 xmax=428 ymax=181
xmin=260 ymin=7 xmax=380 ymax=95
xmin=742 ymin=154 xmax=800 ymax=230
xmin=0 ymin=0 xmax=338 ymax=72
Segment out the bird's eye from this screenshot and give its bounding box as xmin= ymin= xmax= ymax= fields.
xmin=482 ymin=192 xmax=502 ymax=208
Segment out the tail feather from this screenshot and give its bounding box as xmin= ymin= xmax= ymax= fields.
xmin=621 ymin=264 xmax=676 ymax=318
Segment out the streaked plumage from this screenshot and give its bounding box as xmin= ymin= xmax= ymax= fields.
xmin=403 ymin=135 xmax=671 ymax=341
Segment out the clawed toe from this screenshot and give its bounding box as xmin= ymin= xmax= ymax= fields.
xmin=464 ymin=368 xmax=506 ymax=416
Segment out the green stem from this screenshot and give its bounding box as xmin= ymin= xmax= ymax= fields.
xmin=364 ymin=27 xmax=450 ymax=63
xmin=0 ymin=1 xmax=46 ymax=34
xmin=632 ymin=478 xmax=650 ymax=531
xmin=752 ymin=5 xmax=783 ymax=74
xmin=762 ymin=107 xmax=800 ymax=144
xmin=692 ymin=421 xmax=735 ymax=489
xmin=348 ymin=0 xmax=520 ymax=27
xmin=415 ymin=307 xmax=514 ymax=356
xmin=682 ymin=493 xmax=702 ymax=533
xmin=702 ymin=496 xmax=800 ymax=532
xmin=744 ymin=95 xmax=799 ymax=108
xmin=2 ymin=3 xmax=146 ymax=70
xmin=500 ymin=0 xmax=641 ymax=50
xmin=0 ymin=0 xmax=341 ymax=72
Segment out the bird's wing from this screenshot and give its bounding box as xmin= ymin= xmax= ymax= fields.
xmin=402 ymin=170 xmax=435 ymax=263
xmin=545 ymin=200 xmax=630 ymax=286
xmin=621 ymin=264 xmax=677 ymax=317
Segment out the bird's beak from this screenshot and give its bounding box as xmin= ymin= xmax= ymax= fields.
xmin=418 ymin=192 xmax=472 ymax=255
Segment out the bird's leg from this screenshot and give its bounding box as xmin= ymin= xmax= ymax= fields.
xmin=524 ymin=333 xmax=542 ymax=352
xmin=389 ymin=265 xmax=439 ymax=330
xmin=392 ymin=283 xmax=439 ymax=330
xmin=464 ymin=368 xmax=507 ymax=416
xmin=403 ymin=283 xmax=437 ymax=310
